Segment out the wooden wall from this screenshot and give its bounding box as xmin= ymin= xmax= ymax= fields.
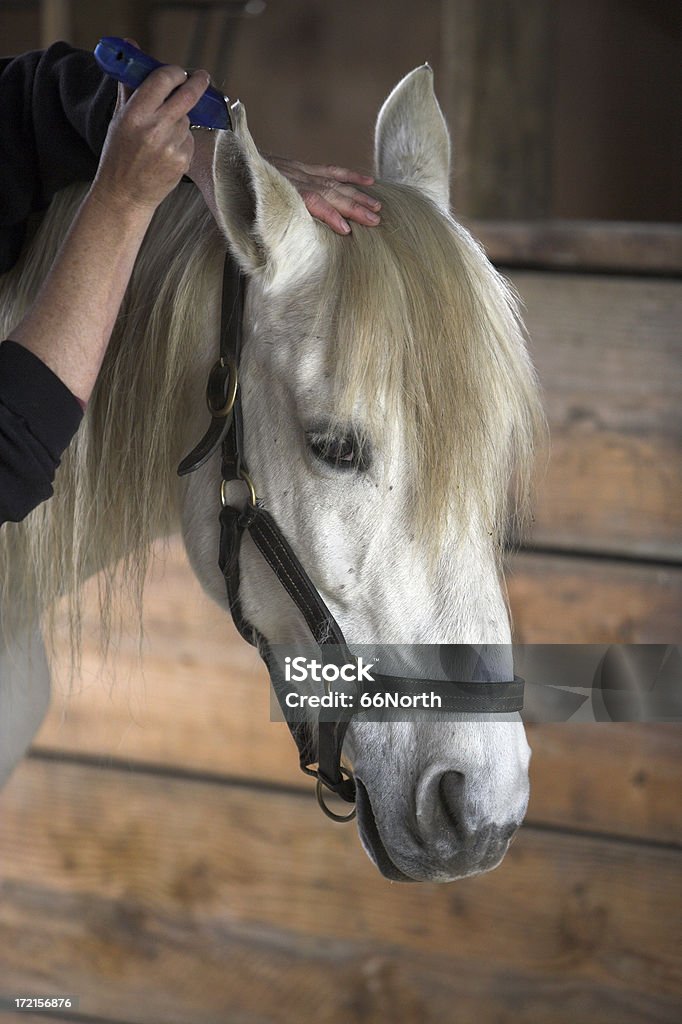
xmin=504 ymin=258 xmax=682 ymax=644
xmin=0 ymin=547 xmax=679 ymax=1023
xmin=7 ymin=0 xmax=681 ymax=220
xmin=0 ymin=2 xmax=681 ymax=1023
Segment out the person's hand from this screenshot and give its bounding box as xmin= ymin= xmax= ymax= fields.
xmin=265 ymin=156 xmax=381 ymax=234
xmin=188 ymin=132 xmax=381 ymax=236
xmin=91 ymin=64 xmax=211 ymax=215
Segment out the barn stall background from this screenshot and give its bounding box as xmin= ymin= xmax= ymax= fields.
xmin=0 ymin=1 xmax=680 ymax=1022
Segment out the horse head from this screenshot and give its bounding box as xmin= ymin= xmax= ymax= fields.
xmin=180 ymin=67 xmax=543 ymax=882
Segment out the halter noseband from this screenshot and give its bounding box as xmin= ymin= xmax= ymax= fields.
xmin=178 ymin=255 xmax=524 ymax=822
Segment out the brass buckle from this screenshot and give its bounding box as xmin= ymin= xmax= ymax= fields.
xmin=207 ymin=358 xmax=238 ymax=418
xmin=315 ymin=768 xmax=357 ymax=823
xmin=221 ymin=470 xmax=257 ymax=508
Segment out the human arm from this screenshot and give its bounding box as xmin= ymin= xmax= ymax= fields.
xmin=0 ymin=64 xmax=209 ymax=524
xmin=9 ymin=65 xmax=210 ymax=404
xmin=0 ymin=41 xmax=378 ymax=273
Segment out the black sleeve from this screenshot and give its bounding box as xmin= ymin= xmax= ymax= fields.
xmin=0 ymin=42 xmax=117 ymax=274
xmin=0 ymin=340 xmax=83 ymax=525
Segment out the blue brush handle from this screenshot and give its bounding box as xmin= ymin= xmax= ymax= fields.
xmin=94 ymin=36 xmax=231 ymax=130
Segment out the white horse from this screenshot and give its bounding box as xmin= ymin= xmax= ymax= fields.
xmin=0 ymin=67 xmax=543 ymax=882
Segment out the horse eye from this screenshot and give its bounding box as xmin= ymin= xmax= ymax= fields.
xmin=306 ymin=431 xmax=370 ymax=471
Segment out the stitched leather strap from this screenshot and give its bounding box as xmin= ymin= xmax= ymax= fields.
xmin=247 ymin=507 xmax=348 ymax=647
xmin=177 ymin=256 xmax=244 ymax=476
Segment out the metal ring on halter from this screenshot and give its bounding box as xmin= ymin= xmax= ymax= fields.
xmin=207 ymin=358 xmax=238 ymax=418
xmin=221 ymin=471 xmax=257 ymax=508
xmin=315 ymin=768 xmax=357 ymax=823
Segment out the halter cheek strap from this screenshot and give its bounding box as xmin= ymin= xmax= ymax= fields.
xmin=178 ymin=254 xmax=524 ymax=821
xmin=178 ymin=256 xmax=358 ymax=806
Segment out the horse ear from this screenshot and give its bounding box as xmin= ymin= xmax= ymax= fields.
xmin=374 ymin=65 xmax=451 ymax=213
xmin=212 ymin=101 xmax=321 ymax=278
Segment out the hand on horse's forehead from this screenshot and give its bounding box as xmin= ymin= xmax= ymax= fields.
xmin=265 ymin=155 xmax=382 ymax=235
xmin=187 ymin=128 xmax=381 ymax=236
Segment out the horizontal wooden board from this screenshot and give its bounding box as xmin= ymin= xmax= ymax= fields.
xmin=473 ymin=221 xmax=682 ymax=275
xmin=33 ymin=540 xmax=682 ymax=845
xmin=0 ymin=758 xmax=680 ymax=1024
xmin=154 ymin=0 xmax=443 ymax=171
xmin=508 ymin=552 xmax=682 ymax=643
xmin=506 ymin=272 xmax=682 ymax=560
xmin=2 ymin=884 xmax=677 ymax=1024
xmin=0 ymin=1018 xmax=81 ymax=1024
xmin=524 ymin=723 xmax=682 ymax=844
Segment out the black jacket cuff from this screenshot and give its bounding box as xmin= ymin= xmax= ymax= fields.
xmin=0 ymin=339 xmax=83 ymax=459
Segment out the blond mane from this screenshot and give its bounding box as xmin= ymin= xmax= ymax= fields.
xmin=0 ymin=182 xmax=223 ymax=649
xmin=0 ymin=177 xmax=543 ymax=653
xmin=323 ymin=182 xmax=544 ymax=552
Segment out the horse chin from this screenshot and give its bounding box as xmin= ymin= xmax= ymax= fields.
xmin=354 ymin=774 xmax=518 ymax=883
xmin=354 ymin=778 xmax=416 ymax=882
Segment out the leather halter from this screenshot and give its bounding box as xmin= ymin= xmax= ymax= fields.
xmin=178 ymin=255 xmax=524 ymax=822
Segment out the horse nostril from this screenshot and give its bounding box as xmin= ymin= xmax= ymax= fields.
xmin=438 ymin=770 xmax=466 ymax=826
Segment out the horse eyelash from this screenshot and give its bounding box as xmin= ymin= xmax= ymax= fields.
xmin=305 ymin=430 xmax=371 ymax=472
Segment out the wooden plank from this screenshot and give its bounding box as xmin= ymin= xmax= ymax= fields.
xmin=0 ymin=1018 xmax=81 ymax=1024
xmin=2 ymin=887 xmax=678 ymax=1024
xmin=0 ymin=758 xmax=680 ymax=1024
xmin=34 ymin=540 xmax=682 ymax=844
xmin=444 ymin=2 xmax=681 ymax=223
xmin=525 ymin=723 xmax=682 ymax=844
xmin=39 ymin=541 xmax=281 ymax=778
xmin=0 ymin=5 xmax=40 ymax=55
xmin=154 ymin=0 xmax=444 ymax=170
xmin=69 ymin=1 xmax=151 ymax=52
xmin=508 ymin=552 xmax=682 ymax=643
xmin=472 ymin=221 xmax=682 ymax=276
xmin=441 ymin=0 xmax=553 ymax=218
xmin=39 ymin=0 xmax=71 ymax=46
xmin=507 ymin=272 xmax=682 ymax=560
xmin=550 ymin=1 xmax=682 ymax=223
xmin=1 ymin=885 xmax=678 ymax=1024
